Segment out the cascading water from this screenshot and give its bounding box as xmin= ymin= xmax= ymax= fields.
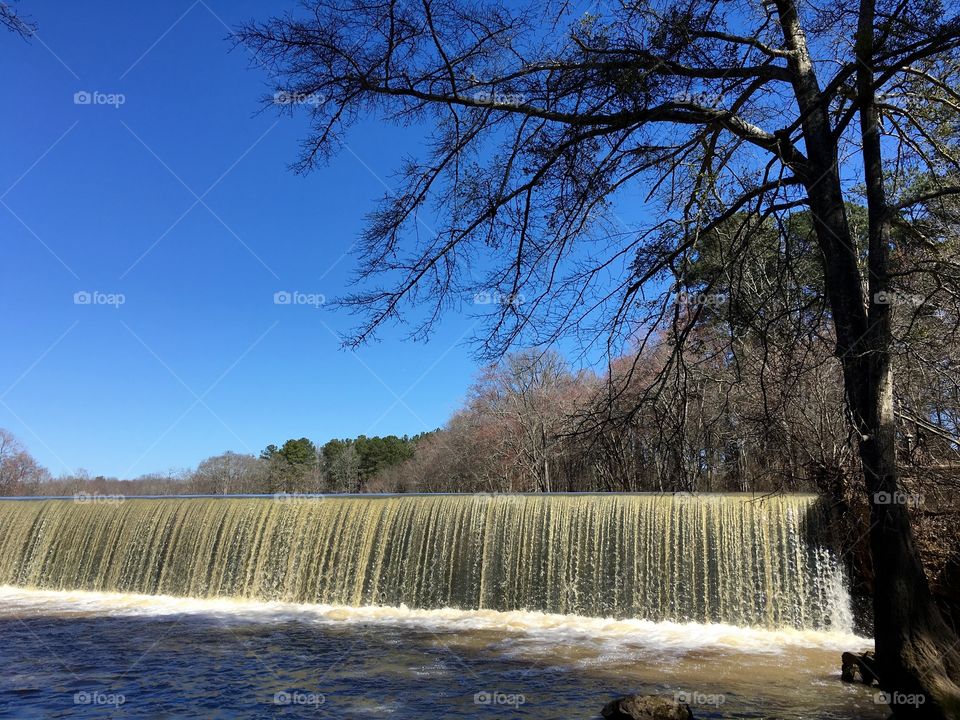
xmin=0 ymin=493 xmax=852 ymax=631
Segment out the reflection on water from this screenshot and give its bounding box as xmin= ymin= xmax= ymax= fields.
xmin=0 ymin=588 xmax=884 ymax=719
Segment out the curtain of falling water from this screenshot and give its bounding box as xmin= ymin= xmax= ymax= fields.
xmin=0 ymin=494 xmax=853 ymax=631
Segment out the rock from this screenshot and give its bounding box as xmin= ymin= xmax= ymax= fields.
xmin=601 ymin=695 xmax=694 ymax=720
xmin=841 ymin=650 xmax=879 ymax=685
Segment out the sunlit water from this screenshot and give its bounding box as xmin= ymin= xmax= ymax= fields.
xmin=0 ymin=588 xmax=885 ymax=719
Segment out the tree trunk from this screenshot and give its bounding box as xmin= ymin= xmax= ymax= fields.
xmin=810 ymin=68 xmax=960 ymax=720
xmin=853 ymin=264 xmax=960 ymax=718
xmin=772 ymin=0 xmax=960 ymax=714
xmin=860 ymin=398 xmax=960 ymax=718
xmin=852 ymin=0 xmax=960 ymax=712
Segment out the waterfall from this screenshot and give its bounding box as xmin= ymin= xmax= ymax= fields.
xmin=0 ymin=494 xmax=852 ymax=631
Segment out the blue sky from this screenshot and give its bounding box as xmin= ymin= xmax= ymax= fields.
xmin=0 ymin=0 xmax=490 ymax=478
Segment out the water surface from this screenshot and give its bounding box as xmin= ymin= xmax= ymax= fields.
xmin=0 ymin=588 xmax=884 ymax=719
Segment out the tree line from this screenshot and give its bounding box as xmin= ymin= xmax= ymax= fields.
xmin=0 ymin=432 xmax=423 ymax=497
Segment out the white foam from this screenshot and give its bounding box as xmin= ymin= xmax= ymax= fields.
xmin=0 ymin=585 xmax=870 ymax=656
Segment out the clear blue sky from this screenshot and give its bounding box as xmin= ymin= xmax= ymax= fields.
xmin=0 ymin=0 xmax=489 ymax=478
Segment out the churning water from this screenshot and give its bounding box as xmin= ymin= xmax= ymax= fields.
xmin=0 ymin=587 xmax=885 ymax=719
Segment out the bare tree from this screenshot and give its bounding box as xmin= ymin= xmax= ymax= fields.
xmin=239 ymin=0 xmax=960 ymax=713
xmin=1 ymin=1 xmax=34 ymax=38
xmin=0 ymin=428 xmax=48 ymax=495
xmin=190 ymin=452 xmax=268 ymax=494
xmin=470 ymin=349 xmax=579 ymax=491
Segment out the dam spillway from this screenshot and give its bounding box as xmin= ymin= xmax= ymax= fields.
xmin=0 ymin=494 xmax=852 ymax=631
